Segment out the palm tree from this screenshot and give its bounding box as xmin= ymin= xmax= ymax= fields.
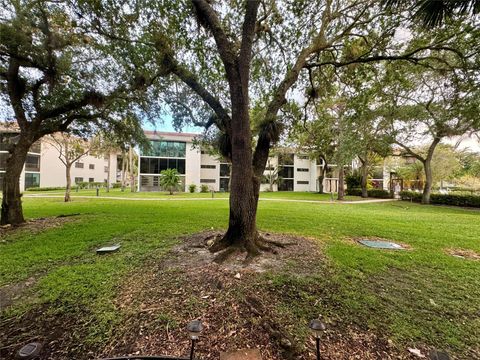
xmin=160 ymin=168 xmax=181 ymax=195
xmin=384 ymin=0 xmax=479 ymax=27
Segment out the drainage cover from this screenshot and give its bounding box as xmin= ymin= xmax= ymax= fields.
xmin=96 ymin=244 xmax=121 ymax=254
xmin=358 ymin=240 xmax=405 ymax=250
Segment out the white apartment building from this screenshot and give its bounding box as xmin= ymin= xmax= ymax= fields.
xmin=0 ymin=130 xmax=118 ymax=192
xmin=138 ymin=131 xmax=319 ymax=192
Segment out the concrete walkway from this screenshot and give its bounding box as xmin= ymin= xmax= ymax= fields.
xmin=24 ymin=194 xmax=398 ymax=204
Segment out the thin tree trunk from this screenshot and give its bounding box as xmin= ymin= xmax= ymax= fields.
xmin=129 ymin=146 xmax=135 ymax=192
xmin=318 ymin=157 xmax=326 ymax=194
xmin=360 ymin=158 xmax=368 ymax=198
xmin=1 ymin=137 xmax=32 ymax=225
xmin=65 ymin=163 xmax=72 ymax=202
xmin=337 ymin=165 xmax=345 ymax=201
xmin=106 ymin=154 xmax=111 ymax=193
xmin=121 ymin=151 xmax=126 ymax=191
xmin=421 ymin=138 xmax=440 ymax=205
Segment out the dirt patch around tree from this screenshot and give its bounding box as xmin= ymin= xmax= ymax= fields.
xmin=98 ymin=230 xmax=418 ymax=360
xmin=0 ymin=215 xmax=78 ymax=240
xmin=1 ymin=230 xmax=423 ymax=359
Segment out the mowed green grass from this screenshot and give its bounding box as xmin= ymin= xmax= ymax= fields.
xmin=24 ymin=188 xmax=361 ymax=201
xmin=1 ymin=197 xmax=479 ymax=355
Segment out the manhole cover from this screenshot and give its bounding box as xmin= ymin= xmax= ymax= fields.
xmin=358 ymin=240 xmax=405 ymax=250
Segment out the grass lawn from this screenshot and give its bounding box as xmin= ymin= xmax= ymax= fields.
xmin=24 ymin=188 xmax=362 ymax=201
xmin=1 ymin=197 xmax=479 ymax=359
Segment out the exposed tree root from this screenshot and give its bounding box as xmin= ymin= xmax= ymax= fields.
xmin=208 ymin=231 xmax=296 ymax=263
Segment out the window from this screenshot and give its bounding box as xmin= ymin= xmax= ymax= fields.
xmin=219 ymin=164 xmax=230 ymax=177
xmin=297 ymin=168 xmax=309 ymax=172
xmin=89 ymin=164 xmax=95 ymax=170
xmin=200 ymin=179 xmax=216 ymax=183
xmin=201 ymin=164 xmax=216 ymax=169
xmin=278 ymin=179 xmax=294 ymax=191
xmin=265 ymin=166 xmax=275 ymax=171
xmin=220 ymin=178 xmax=229 ymax=191
xmin=278 ymin=166 xmax=294 ymax=179
xmin=140 ymin=157 xmax=185 ymax=174
xmin=0 ymin=153 xmax=9 ymax=171
xmin=24 ymin=173 xmax=40 ymax=189
xmin=297 ymin=181 xmax=309 ymax=185
xmin=75 ymin=177 xmax=83 ymax=183
xmin=25 ymin=155 xmax=40 ymax=172
xmin=297 ymin=155 xmax=309 ymax=160
xmin=143 ymin=140 xmax=186 ymax=158
xmin=89 ymin=178 xmax=94 ymax=183
xmin=75 ymin=162 xmax=84 ymax=169
xmin=104 ymin=166 xmax=109 ymax=172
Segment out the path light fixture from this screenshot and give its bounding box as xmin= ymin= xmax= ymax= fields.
xmin=187 ymin=320 xmax=203 ymax=360
xmin=309 ymin=319 xmax=326 ymax=360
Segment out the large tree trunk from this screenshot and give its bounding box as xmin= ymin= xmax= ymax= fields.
xmin=211 ymin=85 xmax=262 ymax=256
xmin=1 ymin=137 xmax=32 ymax=225
xmin=337 ymin=165 xmax=345 ymax=201
xmin=360 ymin=159 xmax=368 ymax=198
xmin=65 ymin=163 xmax=72 ymax=202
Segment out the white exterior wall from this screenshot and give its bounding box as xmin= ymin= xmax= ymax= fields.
xmin=185 ymin=143 xmax=201 ymax=191
xmin=40 ymin=141 xmax=116 ymax=187
xmin=294 ymin=155 xmax=316 ymax=192
xmin=200 ymin=154 xmax=220 ymax=191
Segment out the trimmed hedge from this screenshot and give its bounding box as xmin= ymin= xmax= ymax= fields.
xmin=400 ymin=191 xmax=480 ymax=208
xmin=25 ymin=186 xmax=65 ymax=192
xmin=346 ymin=187 xmax=392 ymax=199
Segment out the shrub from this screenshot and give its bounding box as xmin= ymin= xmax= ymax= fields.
xmin=25 ymin=187 xmax=65 ymax=192
xmin=200 ymin=184 xmax=209 ymax=193
xmin=345 ymin=174 xmax=361 ymax=189
xmin=189 ymin=184 xmax=197 ymax=193
xmin=400 ymin=191 xmax=480 ymax=208
xmin=368 ymin=189 xmax=392 ymax=199
xmin=346 ymin=188 xmax=362 ymax=196
xmin=111 ymin=182 xmax=122 ymax=189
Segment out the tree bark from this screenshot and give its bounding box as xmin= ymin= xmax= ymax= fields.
xmin=129 ymin=146 xmax=135 ymax=192
xmin=65 ymin=163 xmax=72 ymax=202
xmin=318 ymin=157 xmax=327 ymax=194
xmin=337 ymin=165 xmax=345 ymax=201
xmin=1 ymin=136 xmax=32 ymax=225
xmin=421 ymin=138 xmax=440 ymax=204
xmin=360 ymin=158 xmax=369 ymax=198
xmin=106 ymin=153 xmax=111 ymax=193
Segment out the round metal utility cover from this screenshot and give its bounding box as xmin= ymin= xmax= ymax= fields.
xmin=17 ymin=342 xmax=42 ymax=359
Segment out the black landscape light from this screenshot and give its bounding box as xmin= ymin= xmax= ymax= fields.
xmin=187 ymin=320 xmax=203 ymax=360
xmin=17 ymin=342 xmax=42 ymax=359
xmin=309 ymin=319 xmax=326 ymax=360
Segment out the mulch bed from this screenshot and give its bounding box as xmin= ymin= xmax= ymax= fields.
xmin=446 ymin=248 xmax=480 ymax=261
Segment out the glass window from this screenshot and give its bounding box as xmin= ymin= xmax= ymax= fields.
xmin=140 ymin=158 xmax=149 ymax=173
xmin=25 ymin=173 xmax=40 ymax=189
xmin=220 ymin=164 xmax=230 ymax=177
xmin=75 ymin=177 xmax=83 ymax=183
xmin=167 ymin=158 xmax=177 ymax=170
xmin=278 ymin=166 xmax=294 ymax=179
xmin=159 ymin=158 xmax=168 ymax=172
xmin=201 ymin=165 xmax=216 ymax=169
xmin=220 ymin=178 xmax=229 ymax=191
xmin=25 ymin=155 xmax=40 ymax=172
xmin=297 ymin=168 xmax=309 ymax=172
xmin=143 ymin=140 xmax=186 ymax=157
xmin=177 ymin=159 xmax=185 ymax=174
xmin=0 ymin=153 xmax=9 ymax=171
xmin=278 ymin=179 xmax=293 ymax=191
xmin=75 ymin=162 xmax=84 ymax=168
xmin=89 ymin=164 xmax=95 ymax=170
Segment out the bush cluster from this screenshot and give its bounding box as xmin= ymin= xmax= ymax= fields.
xmin=25 ymin=186 xmax=65 ymax=191
xmin=200 ymin=184 xmax=209 ymax=193
xmin=400 ymin=191 xmax=480 ymax=208
xmin=189 ymin=184 xmax=197 ymax=193
xmin=346 ymin=188 xmax=391 ymax=198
